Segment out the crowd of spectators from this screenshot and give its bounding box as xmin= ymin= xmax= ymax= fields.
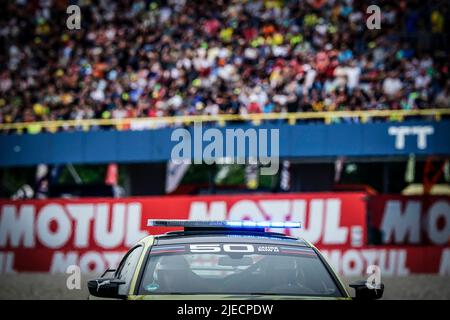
xmin=0 ymin=0 xmax=449 ymax=130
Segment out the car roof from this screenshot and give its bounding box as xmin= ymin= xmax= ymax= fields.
xmin=152 ymin=230 xmax=311 ymax=247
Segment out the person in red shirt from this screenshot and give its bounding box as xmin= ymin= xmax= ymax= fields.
xmin=248 ymin=101 xmax=262 ymax=113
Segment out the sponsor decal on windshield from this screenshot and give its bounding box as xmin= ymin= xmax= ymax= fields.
xmin=150 ymin=245 xmax=186 ymax=255
xmin=149 ymin=244 xmax=317 ymax=258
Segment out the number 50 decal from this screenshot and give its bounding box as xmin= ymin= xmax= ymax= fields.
xmin=190 ymin=244 xmax=221 ymax=253
xmin=190 ymin=244 xmax=254 ymax=253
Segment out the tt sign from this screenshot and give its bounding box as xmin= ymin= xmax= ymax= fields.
xmin=1 ymin=121 xmax=449 ymax=167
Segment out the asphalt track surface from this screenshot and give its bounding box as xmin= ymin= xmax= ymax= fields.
xmin=0 ymin=274 xmax=449 ymax=300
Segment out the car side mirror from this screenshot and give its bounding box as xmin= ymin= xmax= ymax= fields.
xmin=350 ymin=280 xmax=384 ymax=300
xmin=87 ymin=278 xmax=126 ymax=299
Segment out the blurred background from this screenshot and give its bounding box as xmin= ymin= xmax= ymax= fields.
xmin=0 ymin=0 xmax=449 ymax=299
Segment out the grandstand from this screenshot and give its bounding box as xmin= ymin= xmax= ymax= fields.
xmin=0 ymin=0 xmax=449 ymax=130
xmin=0 ymin=0 xmax=448 ymax=196
xmin=0 ymin=0 xmax=449 ymax=298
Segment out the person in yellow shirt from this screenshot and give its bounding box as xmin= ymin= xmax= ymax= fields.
xmin=431 ymin=10 xmax=444 ymax=33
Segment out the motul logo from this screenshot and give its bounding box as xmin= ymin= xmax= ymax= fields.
xmin=322 ymin=249 xmax=410 ymax=277
xmin=322 ymin=248 xmax=450 ymax=277
xmin=380 ymin=200 xmax=450 ymax=245
xmin=0 ymin=203 xmax=148 ymax=249
xmin=188 ymin=199 xmax=363 ymax=246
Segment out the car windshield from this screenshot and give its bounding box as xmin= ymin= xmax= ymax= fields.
xmin=138 ymin=243 xmax=342 ymax=297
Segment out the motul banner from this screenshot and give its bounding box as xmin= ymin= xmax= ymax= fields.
xmin=0 ymin=193 xmax=366 ymax=273
xmin=368 ymin=195 xmax=450 ymax=246
xmin=321 ymin=246 xmax=450 ymax=277
xmin=1 ymin=193 xmax=448 ymax=276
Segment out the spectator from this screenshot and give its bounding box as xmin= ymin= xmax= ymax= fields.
xmin=0 ymin=0 xmax=448 ymax=132
xmin=383 ymin=72 xmax=403 ymax=99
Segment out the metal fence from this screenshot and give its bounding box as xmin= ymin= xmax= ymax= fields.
xmin=1 ymin=108 xmax=449 ymax=134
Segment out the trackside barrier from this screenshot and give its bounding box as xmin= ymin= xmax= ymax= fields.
xmin=0 ymin=108 xmax=449 ymax=134
xmin=0 ymin=193 xmax=449 ymax=275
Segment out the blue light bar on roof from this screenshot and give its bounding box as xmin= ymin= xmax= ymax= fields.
xmin=147 ymin=219 xmax=301 ymax=229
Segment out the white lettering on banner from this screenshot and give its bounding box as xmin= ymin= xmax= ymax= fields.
xmin=0 ymin=198 xmax=358 ymax=249
xmin=67 ymin=204 xmax=94 ymax=248
xmin=426 ymin=201 xmax=450 ymax=245
xmin=397 ymin=250 xmax=410 ymax=276
xmin=228 ymin=200 xmax=266 ymax=222
xmin=290 ymin=200 xmax=323 ymax=244
xmin=380 ymin=200 xmax=450 ymax=245
xmin=50 ymin=251 xmax=126 ymax=273
xmin=94 ymin=204 xmax=125 ymax=249
xmin=0 ymin=205 xmax=35 ymax=248
xmin=37 ymin=204 xmax=71 ymax=249
xmin=351 ymin=226 xmax=364 ymax=247
xmin=0 ymin=203 xmax=146 ymax=249
xmin=381 ymin=200 xmax=421 ymax=244
xmin=125 ymin=203 xmax=148 ymax=246
xmin=378 ymin=250 xmax=395 ymax=275
xmin=0 ymin=252 xmax=17 ymax=273
xmin=411 ymin=126 xmax=434 ymax=149
xmin=292 ymin=199 xmax=349 ymax=245
xmin=342 ymin=250 xmax=364 ymax=276
xmin=321 ymin=249 xmax=410 ymax=277
xmin=187 ymin=199 xmax=353 ymax=245
xmin=388 ymin=126 xmax=434 ymax=150
xmin=79 ymin=251 xmax=106 ymax=274
xmin=439 ymin=249 xmax=450 ymax=276
xmin=323 ymin=199 xmax=348 ymax=245
xmin=189 ymin=201 xmax=227 ymax=221
xmin=259 ymin=200 xmax=290 ymax=234
xmin=360 ymin=250 xmax=378 ymax=269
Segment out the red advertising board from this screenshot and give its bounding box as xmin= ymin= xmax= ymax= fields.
xmin=368 ymin=195 xmax=450 ymax=246
xmin=320 ymin=246 xmax=450 ymax=277
xmin=2 ymin=193 xmax=449 ymax=275
xmin=0 ymin=193 xmax=366 ymax=273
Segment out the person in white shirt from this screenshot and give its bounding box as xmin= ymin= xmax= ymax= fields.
xmin=415 ymin=69 xmax=431 ymax=90
xmin=346 ymin=60 xmax=361 ymax=91
xmin=382 ymin=72 xmax=403 ymax=98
